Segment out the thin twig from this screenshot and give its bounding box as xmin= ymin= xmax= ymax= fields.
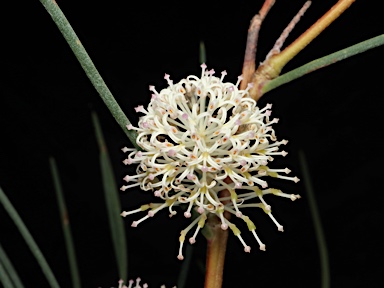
xmin=240 ymin=0 xmax=275 ymax=89
xmin=249 ymin=0 xmax=356 ymax=101
xmin=268 ymin=0 xmax=356 ymax=76
xmin=265 ymin=1 xmax=312 ymax=60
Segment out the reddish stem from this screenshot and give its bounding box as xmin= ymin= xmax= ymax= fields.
xmin=205 ymin=1 xmax=356 ymax=287
xmin=204 ymin=178 xmax=232 ymax=288
xmin=249 ymin=0 xmax=356 ymax=101
xmin=204 ymin=216 xmax=229 ymax=288
xmin=240 ymin=0 xmax=275 ymax=90
xmin=204 ymin=3 xmax=277 ymax=285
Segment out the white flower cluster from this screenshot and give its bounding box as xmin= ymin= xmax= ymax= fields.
xmin=121 ymin=64 xmax=300 ymax=260
xmin=116 ymin=278 xmax=175 ymax=288
xmin=119 ymin=278 xmax=147 ymax=288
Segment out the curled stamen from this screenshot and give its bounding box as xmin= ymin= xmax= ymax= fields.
xmin=120 ymin=65 xmax=300 ymax=258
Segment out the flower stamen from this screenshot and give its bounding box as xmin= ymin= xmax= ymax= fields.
xmin=120 ymin=65 xmax=300 ymax=258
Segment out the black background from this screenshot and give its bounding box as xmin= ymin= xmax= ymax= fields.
xmin=1 ymin=1 xmax=383 ymax=287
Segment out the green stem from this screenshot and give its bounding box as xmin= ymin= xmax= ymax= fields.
xmin=267 ymin=0 xmax=355 ymax=77
xmin=263 ymin=34 xmax=384 ymax=95
xmin=298 ymin=151 xmax=330 ymax=288
xmin=39 ymin=0 xmax=138 ymax=148
xmin=0 ymin=187 xmax=60 ymax=288
xmin=49 ymin=158 xmax=81 ymax=288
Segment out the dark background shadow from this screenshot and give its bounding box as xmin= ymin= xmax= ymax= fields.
xmin=1 ymin=1 xmax=383 ymax=287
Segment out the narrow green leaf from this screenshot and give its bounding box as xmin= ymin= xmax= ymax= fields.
xmin=298 ymin=151 xmax=330 ymax=288
xmin=263 ymin=34 xmax=384 ymax=95
xmin=38 ymin=0 xmax=138 ymax=147
xmin=199 ymin=41 xmax=207 ymax=64
xmin=91 ymin=112 xmax=128 ymax=281
xmin=0 ymin=187 xmax=60 ymax=288
xmin=0 ymin=257 xmax=14 ymax=288
xmin=0 ymin=244 xmax=24 ymax=288
xmin=49 ymin=157 xmax=81 ymax=288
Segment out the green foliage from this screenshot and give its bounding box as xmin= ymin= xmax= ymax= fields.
xmin=92 ymin=112 xmax=128 ymax=281
xmin=49 ymin=158 xmax=81 ymax=288
xmin=263 ymin=34 xmax=384 ymax=95
xmin=0 ymin=187 xmax=60 ymax=288
xmin=0 ymin=244 xmax=24 ymax=288
xmin=0 ymin=113 xmax=130 ymax=287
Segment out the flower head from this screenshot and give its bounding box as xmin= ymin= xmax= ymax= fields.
xmin=121 ymin=64 xmax=300 ymax=260
xmin=116 ymin=278 xmax=175 ymax=288
xmin=122 ymin=278 xmax=148 ymax=288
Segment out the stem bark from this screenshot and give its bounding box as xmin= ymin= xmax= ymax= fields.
xmin=204 ymin=217 xmax=229 ymax=288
